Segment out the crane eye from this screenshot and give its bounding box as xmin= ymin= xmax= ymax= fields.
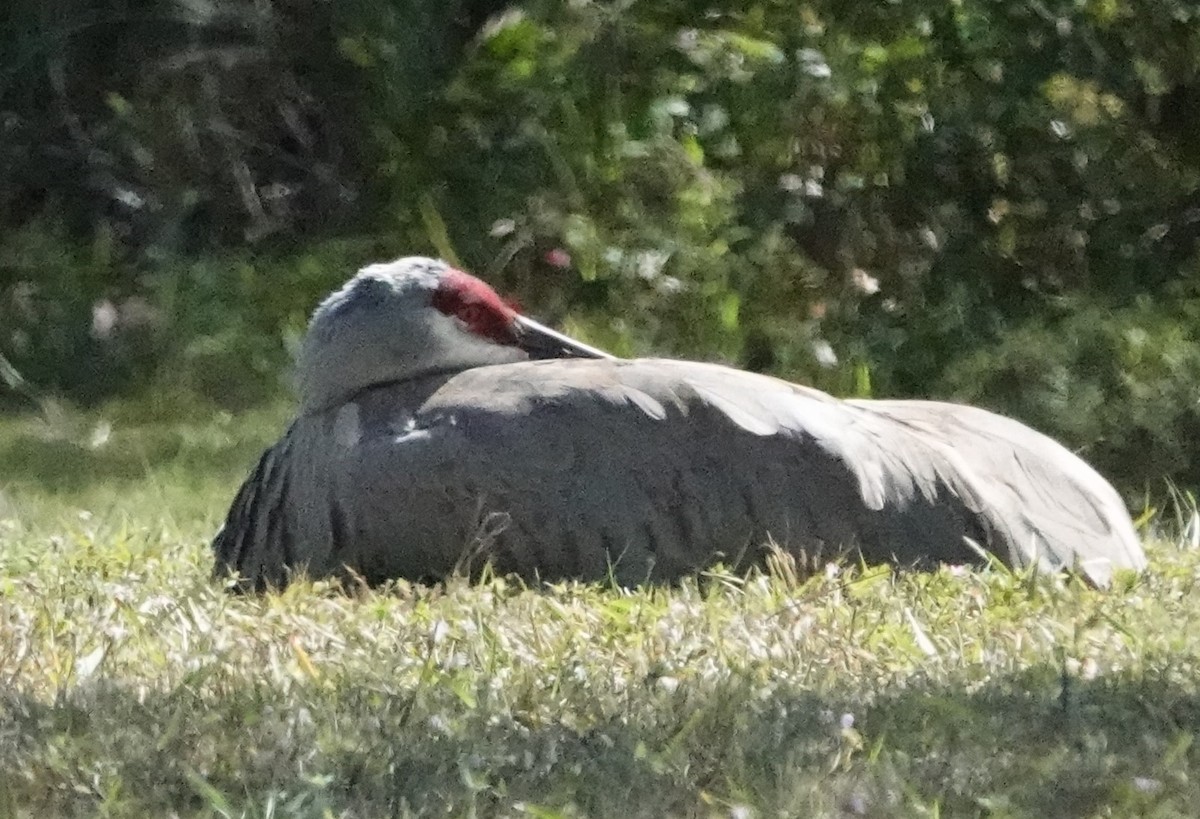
xmin=458 ymin=303 xmax=487 ymax=327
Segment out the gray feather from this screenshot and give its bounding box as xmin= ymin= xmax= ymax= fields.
xmin=214 ymin=358 xmax=1145 ymax=590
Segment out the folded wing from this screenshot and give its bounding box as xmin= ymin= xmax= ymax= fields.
xmin=213 ymin=358 xmax=1144 ymax=589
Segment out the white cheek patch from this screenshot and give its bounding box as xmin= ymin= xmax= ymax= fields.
xmin=332 ymin=403 xmax=363 ymax=449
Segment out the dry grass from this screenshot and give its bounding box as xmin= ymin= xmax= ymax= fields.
xmin=1 ymin=405 xmax=1198 ymax=818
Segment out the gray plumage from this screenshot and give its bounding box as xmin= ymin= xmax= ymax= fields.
xmin=212 ymin=257 xmax=1146 ymax=591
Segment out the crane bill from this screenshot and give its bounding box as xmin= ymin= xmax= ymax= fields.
xmin=513 ymin=315 xmax=615 ymax=360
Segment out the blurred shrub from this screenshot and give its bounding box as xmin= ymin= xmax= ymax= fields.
xmin=940 ymin=292 xmax=1200 ymax=493
xmin=3 ymin=0 xmax=1200 ymax=493
xmin=2 ymin=0 xmax=357 ymax=248
xmin=0 ymin=221 xmax=138 ymax=406
xmin=0 ymin=220 xmax=391 ymax=410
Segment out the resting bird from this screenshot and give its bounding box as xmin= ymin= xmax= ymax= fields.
xmin=212 ymin=257 xmax=1146 ymax=591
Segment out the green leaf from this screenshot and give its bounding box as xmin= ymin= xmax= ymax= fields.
xmin=853 ymin=361 xmax=872 ymax=398
xmin=724 ymin=32 xmax=785 ymax=64
xmin=719 ymin=292 xmax=740 ymax=330
xmin=418 ymin=194 xmax=461 ymax=267
xmin=337 ymin=36 xmax=375 ymax=68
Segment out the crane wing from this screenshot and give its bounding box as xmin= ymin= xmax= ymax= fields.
xmin=214 ymin=358 xmax=1143 ymax=589
xmin=855 ymin=399 xmax=1145 ymax=585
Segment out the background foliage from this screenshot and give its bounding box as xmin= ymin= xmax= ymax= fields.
xmin=2 ymin=0 xmax=1199 ymax=495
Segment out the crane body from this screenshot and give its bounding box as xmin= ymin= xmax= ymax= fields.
xmin=213 ymin=258 xmax=1146 ymax=590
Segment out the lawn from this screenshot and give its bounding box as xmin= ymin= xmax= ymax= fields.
xmin=1 ymin=404 xmax=1198 ymax=818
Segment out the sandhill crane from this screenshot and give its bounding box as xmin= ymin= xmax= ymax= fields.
xmin=211 ymin=257 xmax=1146 ymax=591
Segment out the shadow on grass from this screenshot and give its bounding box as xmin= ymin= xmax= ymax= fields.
xmin=3 ymin=665 xmax=1197 ymax=817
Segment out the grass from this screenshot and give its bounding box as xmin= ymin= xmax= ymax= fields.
xmin=1 ymin=404 xmax=1199 ymax=818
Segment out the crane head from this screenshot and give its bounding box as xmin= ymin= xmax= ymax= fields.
xmin=298 ymin=257 xmax=612 ymax=413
